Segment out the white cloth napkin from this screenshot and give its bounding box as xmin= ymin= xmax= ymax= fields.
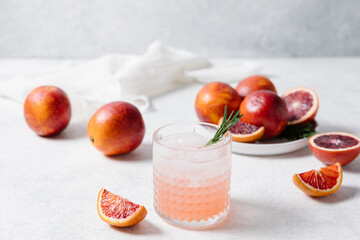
xmin=0 ymin=42 xmax=262 ymax=120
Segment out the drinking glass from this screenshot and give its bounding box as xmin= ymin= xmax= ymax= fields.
xmin=153 ymin=122 xmax=232 ymax=228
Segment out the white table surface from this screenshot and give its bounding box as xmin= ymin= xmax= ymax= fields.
xmin=0 ymin=58 xmax=359 ymax=240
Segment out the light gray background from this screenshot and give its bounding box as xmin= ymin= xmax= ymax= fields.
xmin=0 ymin=0 xmax=359 ymax=57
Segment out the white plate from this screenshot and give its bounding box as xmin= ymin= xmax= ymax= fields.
xmin=232 ymin=138 xmax=308 ymax=156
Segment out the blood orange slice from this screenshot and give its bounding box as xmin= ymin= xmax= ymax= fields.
xmin=218 ymin=117 xmax=265 ymax=143
xmin=309 ymin=132 xmax=360 ymax=166
xmin=97 ymin=188 xmax=147 ymax=227
xmin=293 ymin=162 xmax=342 ymax=197
xmin=282 ymin=87 xmax=319 ymax=125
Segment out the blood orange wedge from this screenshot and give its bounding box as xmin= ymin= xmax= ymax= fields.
xmin=293 ymin=162 xmax=343 ymax=197
xmin=97 ymin=188 xmax=147 ymax=227
xmin=218 ymin=117 xmax=265 ymax=143
xmin=282 ymin=87 xmax=319 ymax=125
xmin=309 ymin=132 xmax=360 ymax=166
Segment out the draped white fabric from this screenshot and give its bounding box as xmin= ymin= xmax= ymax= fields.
xmin=0 ymin=42 xmax=262 ymax=119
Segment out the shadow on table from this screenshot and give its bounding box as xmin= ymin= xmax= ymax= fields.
xmin=110 ymin=220 xmax=163 ymax=235
xmin=48 ymin=121 xmax=88 ymax=140
xmin=204 ymin=198 xmax=301 ymax=233
xmin=342 ymin=160 xmax=360 ymax=173
xmin=312 ymin=186 xmax=359 ymax=204
xmin=106 ymin=143 xmax=152 ymax=162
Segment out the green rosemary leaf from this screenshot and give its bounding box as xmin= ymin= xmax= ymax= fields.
xmin=206 ymin=106 xmax=243 ymax=146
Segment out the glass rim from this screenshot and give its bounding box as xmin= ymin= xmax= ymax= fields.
xmin=152 ymin=121 xmax=232 ymax=152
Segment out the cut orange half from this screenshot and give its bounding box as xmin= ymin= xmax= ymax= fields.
xmin=97 ymin=188 xmax=147 ymax=227
xmin=293 ymin=162 xmax=342 ymax=197
xmin=282 ymin=87 xmax=319 ymax=125
xmin=218 ymin=117 xmax=265 ymax=143
xmin=309 ymin=132 xmax=360 ymax=166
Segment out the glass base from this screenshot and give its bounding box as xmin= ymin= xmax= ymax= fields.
xmin=155 ymin=205 xmax=230 ymax=230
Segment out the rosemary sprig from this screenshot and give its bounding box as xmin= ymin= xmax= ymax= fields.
xmin=206 ymin=106 xmax=243 ymax=146
xmin=278 ymin=121 xmax=317 ymax=141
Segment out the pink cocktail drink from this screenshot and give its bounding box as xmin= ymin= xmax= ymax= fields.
xmin=153 ymin=122 xmax=232 ymax=228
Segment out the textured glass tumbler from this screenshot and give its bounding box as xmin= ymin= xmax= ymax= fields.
xmin=153 ymin=122 xmax=232 ymax=228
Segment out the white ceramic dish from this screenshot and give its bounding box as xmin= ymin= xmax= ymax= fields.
xmin=232 ymin=138 xmax=308 ymax=156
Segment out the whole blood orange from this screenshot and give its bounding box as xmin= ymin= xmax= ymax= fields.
xmin=235 ymin=75 xmax=277 ymax=98
xmin=282 ymin=87 xmax=319 ymax=125
xmin=97 ymin=188 xmax=147 ymax=227
xmin=88 ymin=101 xmax=145 ymax=156
xmin=293 ymin=162 xmax=342 ymax=197
xmin=309 ymin=132 xmax=360 ymax=166
xmin=195 ymin=82 xmax=241 ymax=124
xmin=218 ymin=117 xmax=264 ymax=143
xmin=24 ymin=86 xmax=71 ymax=136
xmin=240 ymin=90 xmax=289 ymax=140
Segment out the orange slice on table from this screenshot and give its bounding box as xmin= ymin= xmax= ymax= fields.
xmin=293 ymin=162 xmax=342 ymax=197
xmin=218 ymin=117 xmax=265 ymax=143
xmin=97 ymin=188 xmax=147 ymax=227
xmin=309 ymin=132 xmax=360 ymax=166
xmin=282 ymin=87 xmax=319 ymax=125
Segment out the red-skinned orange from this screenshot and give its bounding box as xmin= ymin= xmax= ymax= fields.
xmin=88 ymin=101 xmax=145 ymax=156
xmin=24 ymin=86 xmax=71 ymax=136
xmin=195 ymin=82 xmax=241 ymax=124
